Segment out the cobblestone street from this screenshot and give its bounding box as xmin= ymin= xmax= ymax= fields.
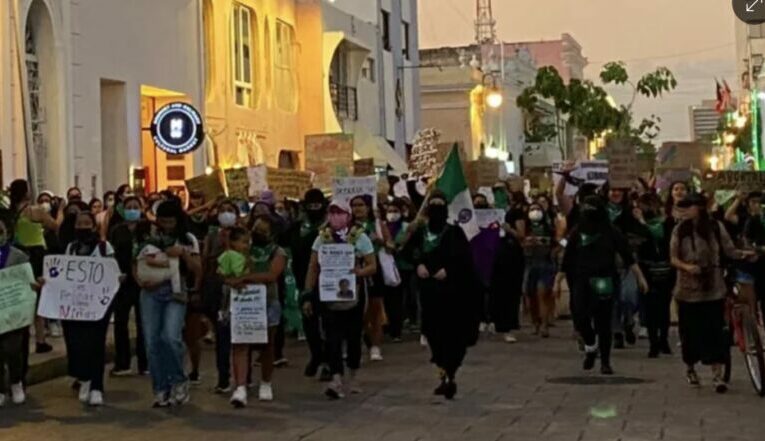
xmin=1 ymin=326 xmax=763 ymax=441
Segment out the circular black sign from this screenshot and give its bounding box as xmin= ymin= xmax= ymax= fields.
xmin=150 ymin=102 xmax=204 ymax=155
xmin=733 ymin=0 xmax=765 ymax=24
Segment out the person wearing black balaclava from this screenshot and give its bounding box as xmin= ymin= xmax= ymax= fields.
xmin=405 ymin=191 xmax=480 ymax=399
xmin=288 ymin=189 xmax=330 ymax=380
xmin=560 ymin=195 xmax=648 ymax=375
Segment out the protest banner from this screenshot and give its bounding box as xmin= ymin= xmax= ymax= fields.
xmin=318 ymin=244 xmax=355 ymax=270
xmin=0 ymin=263 xmax=36 ymax=335
xmin=267 ymin=168 xmax=313 ymax=200
xmin=38 ymin=255 xmax=121 ymax=321
xmin=185 ymin=171 xmax=224 ymax=202
xmin=474 ymin=209 xmax=506 ymax=229
xmin=354 ymin=159 xmax=375 ymax=177
xmin=305 ymin=134 xmax=354 ymax=191
xmin=703 ymin=170 xmax=765 ymax=192
xmin=247 ymin=165 xmax=268 ymax=197
xmin=332 ymin=176 xmax=377 ymax=207
xmin=606 ymin=139 xmax=638 ymax=189
xmin=319 ymin=271 xmax=357 ymax=302
xmin=655 ymin=168 xmax=694 ymax=192
xmin=409 ymin=129 xmax=441 ymax=178
xmin=224 ymin=168 xmax=249 ymax=200
xmin=552 ymin=160 xmax=609 ymax=196
xmin=471 ymin=159 xmax=501 ymax=189
xmin=230 ymin=284 xmax=268 ymax=344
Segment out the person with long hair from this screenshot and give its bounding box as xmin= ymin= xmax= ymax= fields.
xmin=381 ymin=198 xmax=412 ymax=342
xmin=522 ymin=201 xmax=558 ymax=338
xmin=59 ymin=211 xmax=116 ymax=407
xmin=8 ymin=180 xmax=61 ymax=357
xmin=302 ymin=200 xmax=377 ymax=399
xmin=671 ymin=194 xmax=753 ymax=392
xmin=136 ymin=199 xmax=201 ymax=408
xmin=405 ymin=191 xmax=480 ymax=399
xmin=350 ymin=194 xmax=387 ymax=362
xmin=665 ymin=181 xmax=689 ymax=224
xmin=560 ymin=195 xmax=649 ymax=375
xmin=108 ymin=196 xmax=149 ymax=376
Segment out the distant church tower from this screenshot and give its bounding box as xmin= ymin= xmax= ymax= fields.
xmin=475 ymin=0 xmax=497 ymax=44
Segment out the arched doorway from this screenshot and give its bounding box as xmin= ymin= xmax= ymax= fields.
xmin=25 ymin=0 xmax=61 ymax=193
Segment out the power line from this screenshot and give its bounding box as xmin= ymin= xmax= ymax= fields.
xmin=589 ymin=42 xmax=735 ymax=64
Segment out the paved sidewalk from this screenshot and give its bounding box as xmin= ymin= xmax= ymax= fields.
xmin=2 ymin=325 xmax=763 ymax=441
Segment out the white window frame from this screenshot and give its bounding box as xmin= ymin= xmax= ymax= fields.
xmin=231 ymin=3 xmax=255 ymax=107
xmin=275 ymin=19 xmax=297 ymax=112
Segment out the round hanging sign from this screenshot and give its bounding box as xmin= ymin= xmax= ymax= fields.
xmin=150 ymin=102 xmax=204 ymax=155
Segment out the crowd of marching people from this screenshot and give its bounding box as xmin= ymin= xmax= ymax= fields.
xmin=1 ymin=161 xmax=763 ymax=409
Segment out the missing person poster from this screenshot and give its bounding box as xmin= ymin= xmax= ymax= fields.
xmin=230 ymin=284 xmax=268 ymax=344
xmin=318 ymin=244 xmax=355 ymax=270
xmin=319 ymin=271 xmax=357 ymax=302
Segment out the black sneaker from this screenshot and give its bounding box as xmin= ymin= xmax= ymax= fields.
xmin=433 ymin=380 xmax=448 ymax=396
xmin=614 ymin=333 xmax=625 ymax=349
xmin=600 ymin=365 xmax=614 ymax=375
xmin=625 ymin=328 xmax=637 ymax=345
xmin=687 ymin=370 xmax=700 ymax=387
xmin=660 ymin=340 xmax=673 ymax=355
xmin=36 ymin=342 xmax=53 ymax=354
xmin=583 ymin=352 xmax=597 ymax=371
xmin=444 ymin=381 xmax=457 ymax=400
xmin=274 ymin=358 xmax=289 ymax=368
xmin=713 ymin=377 xmax=728 ymax=394
xmin=152 ymin=392 xmax=171 ymax=408
xmin=648 ymin=348 xmax=659 ymax=359
xmin=304 ymin=360 xmax=320 ymax=378
xmin=319 ymin=366 xmax=332 ymax=382
xmin=189 ymin=372 xmax=201 ymax=385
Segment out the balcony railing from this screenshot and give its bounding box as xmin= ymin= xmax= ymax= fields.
xmin=330 ymin=82 xmax=358 ymax=121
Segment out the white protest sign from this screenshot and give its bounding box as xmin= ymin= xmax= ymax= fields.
xmin=0 ymin=263 xmax=37 ymax=335
xmin=332 ymin=176 xmax=377 ymax=208
xmin=552 ymin=160 xmax=609 ymax=196
xmin=474 ymin=209 xmax=506 ymax=229
xmin=247 ymin=165 xmax=268 ymax=197
xmin=320 ymin=271 xmax=357 ymax=302
xmin=318 ymin=244 xmax=355 ymax=271
xmin=230 ymin=284 xmax=268 ymax=344
xmin=38 ymin=255 xmax=121 ymax=321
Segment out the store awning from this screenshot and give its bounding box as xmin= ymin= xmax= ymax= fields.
xmin=354 ymin=134 xmax=408 ymax=172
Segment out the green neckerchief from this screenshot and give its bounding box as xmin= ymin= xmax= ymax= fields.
xmin=530 ymin=221 xmax=549 ymax=237
xmin=251 ymin=242 xmax=278 ymax=273
xmin=606 ymin=203 xmax=622 ymax=223
xmin=300 ymin=219 xmax=322 ymax=238
xmin=190 ymin=213 xmax=206 ymax=223
xmin=494 ymin=189 xmax=509 ymax=210
xmin=579 ymin=232 xmax=601 ymax=247
xmin=646 ymin=218 xmax=665 ymax=242
xmin=423 ymin=226 xmax=447 ymax=254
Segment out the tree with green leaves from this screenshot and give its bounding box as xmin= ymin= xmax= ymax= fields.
xmin=517 ymin=62 xmax=677 ymax=158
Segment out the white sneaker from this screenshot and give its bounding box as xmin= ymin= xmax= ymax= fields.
xmin=420 ymin=335 xmax=428 ymax=347
xmin=638 ymin=327 xmax=648 ymax=339
xmin=10 ymin=383 xmax=25 ymax=404
xmin=171 ymin=381 xmax=190 ymax=405
xmin=324 ymin=375 xmax=345 ymax=400
xmin=504 ymin=333 xmax=518 ymax=344
xmin=487 ymin=323 xmax=496 ymax=334
xmin=258 ymin=382 xmax=273 ymax=401
xmin=78 ymin=381 xmax=91 ymax=403
xmin=49 ymin=321 xmax=62 ymax=338
xmin=0 ymin=394 xmax=6 ymax=407
xmin=479 ymin=322 xmax=488 ymax=333
xmin=88 ymin=390 xmax=104 ymax=407
xmin=369 ymin=346 xmax=383 ymax=361
xmin=230 ymin=386 xmax=248 ymax=408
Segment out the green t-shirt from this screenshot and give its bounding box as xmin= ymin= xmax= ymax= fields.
xmin=217 ymin=250 xmax=248 ymax=278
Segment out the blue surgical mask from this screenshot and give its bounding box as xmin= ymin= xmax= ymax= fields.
xmin=124 ymin=209 xmax=141 ymax=222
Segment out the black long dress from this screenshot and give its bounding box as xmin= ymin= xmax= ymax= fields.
xmin=410 ymin=224 xmax=480 ymax=379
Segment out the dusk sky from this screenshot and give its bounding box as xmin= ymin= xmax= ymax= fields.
xmin=418 ymin=0 xmax=738 ymax=144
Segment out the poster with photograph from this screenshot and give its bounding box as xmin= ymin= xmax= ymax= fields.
xmin=318 ymin=244 xmax=355 ymax=271
xmin=230 ymin=284 xmax=268 ymax=344
xmin=319 ymin=270 xmax=357 ymax=302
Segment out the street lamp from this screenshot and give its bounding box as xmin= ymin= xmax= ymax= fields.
xmin=482 ymin=73 xmax=503 ymax=109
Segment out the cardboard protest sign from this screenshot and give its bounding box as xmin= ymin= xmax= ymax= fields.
xmin=703 ymin=170 xmax=765 ymax=192
xmin=552 ymin=160 xmax=609 ymax=196
xmin=0 ymin=263 xmax=37 ymax=335
xmin=224 ymin=168 xmax=250 ymax=200
xmin=606 ymin=140 xmax=638 ymax=189
xmin=267 ymin=168 xmax=313 ymax=200
xmin=38 ymin=256 xmax=121 ymax=321
xmin=247 ymin=165 xmax=268 ymax=197
xmin=318 ymin=243 xmax=356 ymax=302
xmin=409 ymin=129 xmax=441 ymax=178
xmin=354 ymin=159 xmax=375 ymax=177
xmin=230 ymin=284 xmax=268 ymax=344
xmin=332 ymin=176 xmax=377 ymax=207
xmin=185 ymin=171 xmax=224 ymax=202
xmin=305 ymin=134 xmax=354 ymax=191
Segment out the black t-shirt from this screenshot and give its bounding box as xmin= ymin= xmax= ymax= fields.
xmin=562 ymin=225 xmax=635 ymax=279
xmin=188 ymin=215 xmax=210 ymax=243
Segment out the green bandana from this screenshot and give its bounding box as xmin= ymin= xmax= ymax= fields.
xmin=493 ymin=189 xmax=509 ymax=210
xmin=646 ymin=218 xmax=665 ymax=242
xmin=530 ymin=221 xmax=548 ymax=237
xmin=579 ymin=232 xmax=601 ymax=247
xmin=251 ymin=243 xmax=278 ymax=272
xmin=423 ymin=227 xmax=446 ymax=254
xmin=300 ymin=220 xmax=320 ymax=238
xmin=606 ymin=203 xmax=622 ymax=223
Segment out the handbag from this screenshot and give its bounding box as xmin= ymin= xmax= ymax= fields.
xmin=378 ymin=250 xmax=402 ymax=287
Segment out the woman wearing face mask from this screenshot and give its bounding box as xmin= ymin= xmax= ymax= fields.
xmin=523 ymin=202 xmax=557 ymax=338
xmin=59 ymin=211 xmax=117 ymax=407
xmin=350 ymin=195 xmax=387 ymax=362
xmin=671 ymin=194 xmax=754 ymax=392
xmin=58 ymin=201 xmax=90 ymax=250
xmin=471 ymin=193 xmax=501 ymax=333
xmin=102 ymin=184 xmax=133 ymax=240
xmin=560 ymin=195 xmax=649 ymax=375
xmin=108 ymin=197 xmax=149 ymax=376
xmin=406 ymin=191 xmax=480 ymax=399
xmin=136 ymin=199 xmax=202 ymax=408
xmin=302 ymin=200 xmax=377 ymax=399
xmin=381 ymin=199 xmax=412 ymax=342
xmin=202 ymin=199 xmax=241 ymax=393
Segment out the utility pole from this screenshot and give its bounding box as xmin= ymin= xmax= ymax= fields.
xmin=475 ymin=0 xmax=497 ymax=44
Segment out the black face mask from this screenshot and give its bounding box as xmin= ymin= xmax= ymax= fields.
xmin=75 ymin=229 xmax=96 ymax=243
xmin=306 ymin=208 xmax=325 ymax=223
xmin=251 ymin=232 xmax=271 ymax=247
xmin=427 ymin=204 xmax=448 ymax=230
xmin=642 ymin=209 xmax=658 ymax=220
xmin=474 ymin=203 xmax=489 ymax=209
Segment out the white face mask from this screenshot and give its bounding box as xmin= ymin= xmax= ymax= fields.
xmin=529 ymin=210 xmax=544 ymax=222
xmin=386 ymin=212 xmax=401 ymax=223
xmin=40 ymin=202 xmax=51 ymax=213
xmin=218 ymin=212 xmax=237 ymax=227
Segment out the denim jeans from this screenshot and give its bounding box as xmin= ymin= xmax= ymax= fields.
xmin=140 ymin=284 xmax=187 ymax=394
xmin=612 ymin=270 xmax=638 ymax=333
